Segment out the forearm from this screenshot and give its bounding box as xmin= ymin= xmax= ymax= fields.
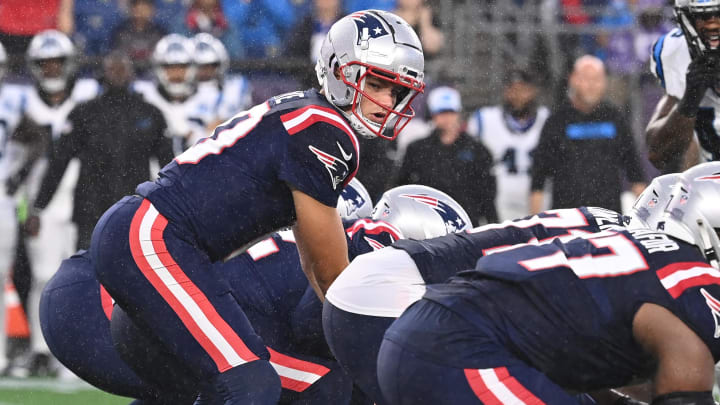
xmin=529 ymin=190 xmax=544 ymax=214
xmin=646 ymin=108 xmax=696 ymax=171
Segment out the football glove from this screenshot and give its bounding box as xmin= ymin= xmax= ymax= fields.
xmin=678 ymin=55 xmax=720 ymax=118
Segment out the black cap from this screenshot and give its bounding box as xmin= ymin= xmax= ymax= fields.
xmin=502 ymin=68 xmax=539 ymax=87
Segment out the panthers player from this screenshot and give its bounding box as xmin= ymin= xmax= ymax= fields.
xmin=375 ymin=163 xmax=720 ymax=404
xmin=466 ymin=68 xmax=550 ymax=221
xmin=90 ymin=10 xmax=424 ymax=404
xmin=40 ymin=180 xmax=395 ymax=404
xmin=5 ymin=30 xmax=99 ymax=375
xmin=133 ymin=34 xmax=213 ymax=154
xmin=192 ymin=33 xmax=253 ymax=127
xmin=647 ymin=0 xmax=720 ymax=171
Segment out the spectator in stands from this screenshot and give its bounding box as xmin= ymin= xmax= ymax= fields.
xmin=74 ymin=0 xmax=123 ymax=56
xmin=467 ymin=68 xmax=551 ymax=222
xmin=530 ymin=55 xmax=646 ymax=214
xmin=393 ymin=0 xmax=444 ymax=58
xmin=0 ymin=0 xmax=74 ymax=58
xmin=393 ymin=86 xmax=497 ymax=225
xmin=287 ymin=0 xmax=344 ymax=63
xmin=221 ymin=0 xmax=297 ymax=58
xmin=111 ymin=0 xmax=166 ymax=76
xmin=185 ymin=0 xmax=229 ymax=39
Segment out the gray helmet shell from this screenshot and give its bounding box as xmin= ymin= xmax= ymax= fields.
xmin=152 ymin=34 xmax=197 ymax=98
xmin=372 ymin=185 xmax=471 ymax=240
xmin=662 ymin=162 xmax=720 ymax=267
xmin=315 ymin=10 xmax=425 ymax=140
xmin=337 ymin=178 xmax=373 ymax=220
xmin=26 ymin=30 xmax=77 ymax=93
xmin=193 ymin=33 xmax=229 ymax=85
xmin=628 ymin=173 xmax=681 ymax=230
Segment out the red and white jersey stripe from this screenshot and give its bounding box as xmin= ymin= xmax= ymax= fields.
xmin=281 ymin=105 xmax=359 ymax=158
xmin=464 ymin=367 xmax=545 ymax=405
xmin=267 ymin=347 xmax=330 ymax=392
xmin=656 ymin=261 xmax=720 ymax=298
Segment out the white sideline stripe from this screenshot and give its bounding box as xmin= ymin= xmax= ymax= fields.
xmin=660 ymin=266 xmax=718 ymax=289
xmin=0 ymin=377 xmax=95 ymax=392
xmin=139 ymin=204 xmax=246 ymax=367
xmin=270 ymin=362 xmax=324 ymax=385
xmin=478 ymin=369 xmax=527 ymax=404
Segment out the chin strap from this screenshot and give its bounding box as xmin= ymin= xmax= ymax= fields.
xmin=697 ymin=219 xmax=719 ymax=267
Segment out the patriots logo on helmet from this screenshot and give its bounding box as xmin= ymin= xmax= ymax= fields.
xmin=349 ymin=12 xmax=389 ymax=45
xmin=309 ymin=145 xmax=349 ymax=190
xmin=701 ymin=288 xmax=720 ymax=338
xmin=400 ymin=194 xmax=467 ymax=233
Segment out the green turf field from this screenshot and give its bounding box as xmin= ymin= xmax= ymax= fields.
xmin=0 ymin=377 xmax=131 ymax=405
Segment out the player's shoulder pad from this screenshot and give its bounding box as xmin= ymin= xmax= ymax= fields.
xmin=650 ymin=28 xmax=688 ymax=89
xmin=71 ymin=78 xmax=101 ymax=102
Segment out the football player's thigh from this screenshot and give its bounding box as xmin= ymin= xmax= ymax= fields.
xmin=378 ymin=338 xmax=580 ymax=405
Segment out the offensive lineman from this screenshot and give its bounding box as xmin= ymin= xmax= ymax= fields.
xmin=377 ymin=163 xmax=720 ymax=404
xmin=90 ymin=10 xmax=425 ymax=404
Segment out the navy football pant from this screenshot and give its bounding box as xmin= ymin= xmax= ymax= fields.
xmin=322 ymin=300 xmax=393 ymax=405
xmin=92 ymin=196 xmax=279 ymax=403
xmin=40 ymin=252 xmax=192 ymax=404
xmin=378 ymin=299 xmax=585 ymax=405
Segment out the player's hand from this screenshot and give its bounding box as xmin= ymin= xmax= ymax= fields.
xmin=678 ymin=55 xmax=720 ymax=117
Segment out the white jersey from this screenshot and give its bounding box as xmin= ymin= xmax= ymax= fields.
xmin=196 ymin=75 xmax=253 ymax=123
xmin=650 ymin=27 xmax=720 ymax=161
xmin=0 ymin=83 xmax=28 ymax=184
xmin=132 ymin=80 xmax=219 ymax=149
xmin=467 ymin=105 xmax=550 ymax=221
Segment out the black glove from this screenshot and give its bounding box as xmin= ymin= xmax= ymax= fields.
xmin=678 ymin=55 xmax=720 ymax=118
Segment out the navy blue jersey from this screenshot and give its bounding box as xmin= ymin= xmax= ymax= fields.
xmin=420 ymin=228 xmax=720 ymax=391
xmin=394 ymin=206 xmax=626 ymax=284
xmin=136 ymin=89 xmax=360 ymax=261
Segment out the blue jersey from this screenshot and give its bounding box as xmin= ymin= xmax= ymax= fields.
xmin=136 ymin=89 xmax=360 ymax=261
xmin=420 ymin=228 xmax=720 ymax=391
xmin=394 ymin=206 xmax=626 ymax=284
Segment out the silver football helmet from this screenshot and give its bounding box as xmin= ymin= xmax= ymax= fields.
xmin=661 ymin=162 xmax=720 ymax=267
xmin=315 ymin=10 xmax=425 ymax=140
xmin=193 ymin=33 xmax=229 ymax=86
xmin=26 ymin=30 xmax=77 ymax=93
xmin=152 ymin=34 xmax=197 ymax=98
xmin=371 ymin=185 xmax=471 ymax=240
xmin=628 ymin=173 xmax=681 ymax=230
xmin=337 ymin=178 xmax=373 ymax=220
xmin=674 ymin=0 xmax=720 ymax=58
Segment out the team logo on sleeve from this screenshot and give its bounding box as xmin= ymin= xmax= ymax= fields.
xmin=350 ymin=12 xmax=389 ymax=44
xmin=400 ymin=194 xmax=467 ymax=233
xmin=309 ymin=145 xmax=349 ymax=190
xmin=701 ymin=288 xmax=720 ymax=338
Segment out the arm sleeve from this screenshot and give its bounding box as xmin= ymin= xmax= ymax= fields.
xmin=150 ymin=107 xmax=175 ymax=165
xmin=278 ymin=122 xmax=358 ymax=207
xmin=34 ymin=111 xmax=83 ymax=210
xmin=616 ymin=113 xmax=646 ymax=183
xmin=530 ymin=115 xmax=557 ymax=191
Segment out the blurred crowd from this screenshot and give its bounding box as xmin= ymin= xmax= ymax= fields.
xmin=0 ymin=0 xmax=675 ymax=379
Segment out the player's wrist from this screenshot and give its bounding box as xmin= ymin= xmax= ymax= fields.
xmin=677 ymin=95 xmax=701 ymax=118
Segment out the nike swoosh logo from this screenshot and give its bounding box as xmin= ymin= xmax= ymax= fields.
xmin=337 ymin=141 xmax=353 ymax=161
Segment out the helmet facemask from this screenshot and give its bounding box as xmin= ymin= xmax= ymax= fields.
xmin=339 ymin=61 xmax=424 ymax=140
xmin=676 ymin=0 xmax=720 ymax=58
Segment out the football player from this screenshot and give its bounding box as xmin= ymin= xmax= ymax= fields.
xmin=40 ymin=180 xmax=396 ymax=404
xmin=192 ymin=33 xmax=253 ymax=127
xmin=132 ymin=34 xmax=214 ymax=154
xmin=647 ymin=0 xmax=720 ymax=171
xmin=466 ymin=68 xmax=550 ymax=221
xmin=375 ymin=162 xmax=720 ymax=404
xmin=4 ymin=30 xmax=100 ymax=376
xmin=90 ymin=10 xmax=424 ymax=404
